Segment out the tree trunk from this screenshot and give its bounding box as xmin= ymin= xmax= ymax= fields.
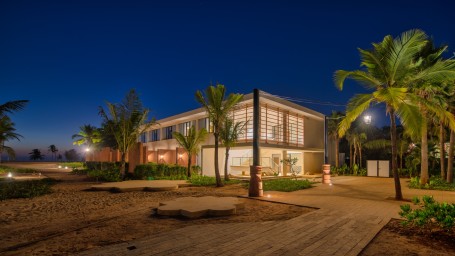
xmin=214 ymin=133 xmax=223 ymax=187
xmin=187 ymin=153 xmax=192 ymax=178
xmin=389 ymin=109 xmax=403 ymax=200
xmin=349 ymin=143 xmax=353 ymax=168
xmin=447 ymin=130 xmax=454 ymax=183
xmin=335 ymin=137 xmax=340 ymax=168
xmin=224 ymin=146 xmax=230 ymax=181
xmin=359 ymin=145 xmax=363 ymax=169
xmin=120 ymin=152 xmax=126 ymax=180
xmin=420 ymin=119 xmax=429 ymax=185
xmin=440 ymin=122 xmax=446 ymax=180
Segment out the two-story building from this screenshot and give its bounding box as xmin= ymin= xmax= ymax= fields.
xmin=139 ymin=91 xmax=325 ymax=176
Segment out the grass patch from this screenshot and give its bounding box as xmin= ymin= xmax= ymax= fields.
xmin=262 ymin=179 xmax=313 ymax=192
xmin=409 ymin=177 xmax=455 ymax=191
xmin=61 ymin=162 xmax=85 ymax=169
xmin=189 ymin=175 xmax=243 ymax=186
xmin=0 ymin=178 xmax=56 ymax=200
xmin=0 ymin=165 xmax=39 ymax=175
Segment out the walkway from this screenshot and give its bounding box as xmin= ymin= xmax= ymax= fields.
xmin=80 ymin=176 xmax=455 ymax=255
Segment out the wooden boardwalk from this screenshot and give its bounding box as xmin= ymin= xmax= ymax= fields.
xmin=80 ymin=177 xmax=455 ymax=255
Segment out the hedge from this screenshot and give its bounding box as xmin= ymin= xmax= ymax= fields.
xmin=134 ymin=163 xmax=187 ymax=180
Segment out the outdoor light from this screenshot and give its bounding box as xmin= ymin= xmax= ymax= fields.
xmin=65 ymin=166 xmax=68 ymax=169
xmin=159 ymin=155 xmax=164 ymax=159
xmin=178 ymin=153 xmax=183 ymax=160
xmin=58 ymin=165 xmax=62 ymax=168
xmin=85 ymin=148 xmax=90 ymax=152
xmin=266 ymin=194 xmax=271 ymax=198
xmin=363 ymin=115 xmax=372 ymax=124
xmin=7 ymin=172 xmax=12 ymax=178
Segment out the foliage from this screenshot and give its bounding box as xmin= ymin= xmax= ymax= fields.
xmin=0 ymin=178 xmax=55 ymax=200
xmin=331 ymin=164 xmax=366 ymax=176
xmin=0 ymin=116 xmax=22 ymax=162
xmin=400 ymin=195 xmax=455 ymax=231
xmin=173 ymin=126 xmax=208 ymax=177
xmin=64 ymin=149 xmax=81 ymax=162
xmin=99 ymin=89 xmax=154 ymax=177
xmin=134 ymin=163 xmax=188 ymax=180
xmin=70 ymin=168 xmax=89 ymax=175
xmin=219 ymin=118 xmax=245 ymax=181
xmin=409 ymin=176 xmax=455 ymax=191
xmin=262 ymin=179 xmax=313 ymax=192
xmin=0 ymin=165 xmax=38 ymax=174
xmin=87 ymin=169 xmax=121 ymax=182
xmin=48 ymin=144 xmax=58 ymax=161
xmin=191 ymin=165 xmax=202 ymax=175
xmin=280 ymin=157 xmax=300 ymax=179
xmin=62 ymin=162 xmax=85 ymax=168
xmin=29 ymin=149 xmax=44 ymax=160
xmin=189 ymin=175 xmax=242 ymax=186
xmin=72 ymin=124 xmax=102 ymax=148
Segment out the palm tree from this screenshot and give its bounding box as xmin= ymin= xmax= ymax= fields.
xmin=48 ymin=145 xmax=58 ymax=161
xmin=219 ymin=118 xmax=245 ymax=181
xmin=195 ymin=84 xmax=243 ymax=187
xmin=29 ymin=149 xmax=44 ymax=161
xmin=99 ymin=89 xmax=154 ymax=178
xmin=334 ymin=29 xmax=455 ymax=200
xmin=410 ymin=42 xmax=455 ymax=185
xmin=0 ymin=100 xmax=29 ymax=116
xmin=0 ymin=116 xmax=22 ymax=162
xmin=327 ymin=111 xmax=344 ymax=168
xmin=173 ymin=126 xmax=208 ymax=177
xmin=72 ymin=125 xmax=102 ymax=149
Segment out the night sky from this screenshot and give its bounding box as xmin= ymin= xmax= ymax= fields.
xmin=1 ymin=0 xmax=454 ymax=160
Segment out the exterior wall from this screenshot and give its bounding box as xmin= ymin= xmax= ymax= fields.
xmin=303 ymin=152 xmax=324 ymax=174
xmin=303 ymin=117 xmax=324 ymax=149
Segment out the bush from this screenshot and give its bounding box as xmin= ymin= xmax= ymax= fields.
xmin=262 ymin=179 xmax=313 ymax=192
xmin=400 ymin=195 xmax=455 ymax=231
xmin=409 ymin=176 xmax=455 ymax=191
xmin=86 ymin=161 xmax=126 ymax=171
xmin=62 ymin=162 xmax=85 ymax=169
xmin=87 ymin=169 xmax=121 ymax=182
xmin=134 ymin=163 xmax=187 ymax=180
xmin=70 ymin=168 xmax=89 ymax=175
xmin=189 ymin=175 xmax=243 ymax=186
xmin=0 ymin=178 xmax=56 ymax=200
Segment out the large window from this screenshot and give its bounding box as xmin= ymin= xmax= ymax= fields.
xmin=140 ymin=132 xmax=147 ymax=143
xmin=149 ymin=129 xmax=159 ymax=142
xmin=205 ymin=118 xmax=214 ymax=133
xmin=164 ymin=126 xmax=173 ymax=140
xmin=181 ymin=121 xmax=192 ymax=136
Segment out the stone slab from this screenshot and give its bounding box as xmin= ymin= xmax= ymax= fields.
xmin=91 ymin=180 xmax=189 ymax=192
xmin=157 ymin=196 xmax=245 ymax=218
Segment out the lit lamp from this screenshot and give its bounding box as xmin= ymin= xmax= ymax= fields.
xmin=85 ymin=148 xmax=90 ymax=152
xmin=178 ymin=153 xmax=183 ymax=161
xmin=363 ymin=115 xmax=372 ymax=125
xmin=7 ymin=172 xmax=13 ymax=178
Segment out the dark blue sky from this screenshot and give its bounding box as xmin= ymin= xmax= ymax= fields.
xmin=1 ymin=0 xmax=454 ymax=160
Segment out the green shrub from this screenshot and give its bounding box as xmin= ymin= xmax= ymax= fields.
xmin=262 ymin=179 xmax=313 ymax=192
xmin=86 ymin=161 xmax=126 ymax=171
xmin=134 ymin=163 xmax=187 ymax=180
xmin=70 ymin=168 xmax=89 ymax=175
xmin=409 ymin=176 xmax=455 ymax=191
xmin=0 ymin=165 xmax=15 ymax=174
xmin=0 ymin=165 xmax=38 ymax=174
xmin=189 ymin=175 xmax=243 ymax=186
xmin=62 ymin=162 xmax=85 ymax=169
xmin=87 ymin=169 xmax=121 ymax=182
xmin=0 ymin=179 xmax=56 ymax=200
xmin=400 ymin=195 xmax=455 ymax=231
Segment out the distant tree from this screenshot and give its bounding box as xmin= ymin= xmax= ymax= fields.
xmin=99 ymin=89 xmax=154 ymax=178
xmin=219 ymin=118 xmax=245 ymax=181
xmin=48 ymin=145 xmax=58 ymax=161
xmin=0 ymin=116 xmax=22 ymax=163
xmin=29 ymin=149 xmax=44 ymax=161
xmin=57 ymin=154 xmax=63 ymax=161
xmin=72 ymin=125 xmax=102 ymax=150
xmin=173 ymin=126 xmax=208 ymax=177
xmin=327 ymin=111 xmax=344 ymax=168
xmin=64 ymin=149 xmax=81 ymax=162
xmin=196 ymin=84 xmax=243 ymax=187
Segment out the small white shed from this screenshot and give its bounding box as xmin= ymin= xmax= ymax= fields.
xmin=367 ymin=160 xmax=390 ymax=177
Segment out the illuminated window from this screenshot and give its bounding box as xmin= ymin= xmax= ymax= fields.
xmin=164 ymin=126 xmax=173 ymax=139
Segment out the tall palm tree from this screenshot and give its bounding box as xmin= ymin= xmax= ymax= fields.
xmin=99 ymin=89 xmax=154 ymax=178
xmin=410 ymin=42 xmax=455 ymax=184
xmin=327 ymin=111 xmax=345 ymax=168
xmin=0 ymin=100 xmax=29 ymax=116
xmin=334 ymin=29 xmax=455 ymax=200
xmin=219 ymin=118 xmax=245 ymax=181
xmin=173 ymin=126 xmax=208 ymax=177
xmin=0 ymin=116 xmax=22 ymax=162
xmin=72 ymin=125 xmax=102 ymax=149
xmin=29 ymin=149 xmax=44 ymax=161
xmin=195 ymin=84 xmax=243 ymax=187
xmin=48 ymin=145 xmax=58 ymax=161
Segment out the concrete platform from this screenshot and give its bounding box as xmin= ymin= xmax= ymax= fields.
xmin=157 ymin=196 xmax=245 ymax=218
xmin=91 ymin=180 xmax=190 ymax=192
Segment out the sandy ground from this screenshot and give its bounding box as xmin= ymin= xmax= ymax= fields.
xmin=1 ymin=162 xmax=455 ymax=255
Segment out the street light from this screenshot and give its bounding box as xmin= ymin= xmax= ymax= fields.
xmin=363 ymin=115 xmax=372 ymax=125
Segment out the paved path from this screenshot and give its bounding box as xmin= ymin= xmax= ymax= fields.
xmin=80 ymin=176 xmax=455 ymax=255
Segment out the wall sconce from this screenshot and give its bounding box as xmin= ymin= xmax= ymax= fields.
xmin=178 ymin=153 xmax=183 ymax=161
xmin=159 ymin=155 xmax=164 ymax=160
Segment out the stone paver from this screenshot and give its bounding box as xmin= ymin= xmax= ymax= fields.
xmin=91 ymin=180 xmax=190 ymax=192
xmin=80 ymin=176 xmax=455 ymax=255
xmin=157 ymin=196 xmax=245 ymax=218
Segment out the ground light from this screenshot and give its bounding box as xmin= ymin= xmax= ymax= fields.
xmin=7 ymin=172 xmax=13 ymax=178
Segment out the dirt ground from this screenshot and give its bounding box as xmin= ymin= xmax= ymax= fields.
xmin=0 ymin=182 xmax=311 ymax=255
